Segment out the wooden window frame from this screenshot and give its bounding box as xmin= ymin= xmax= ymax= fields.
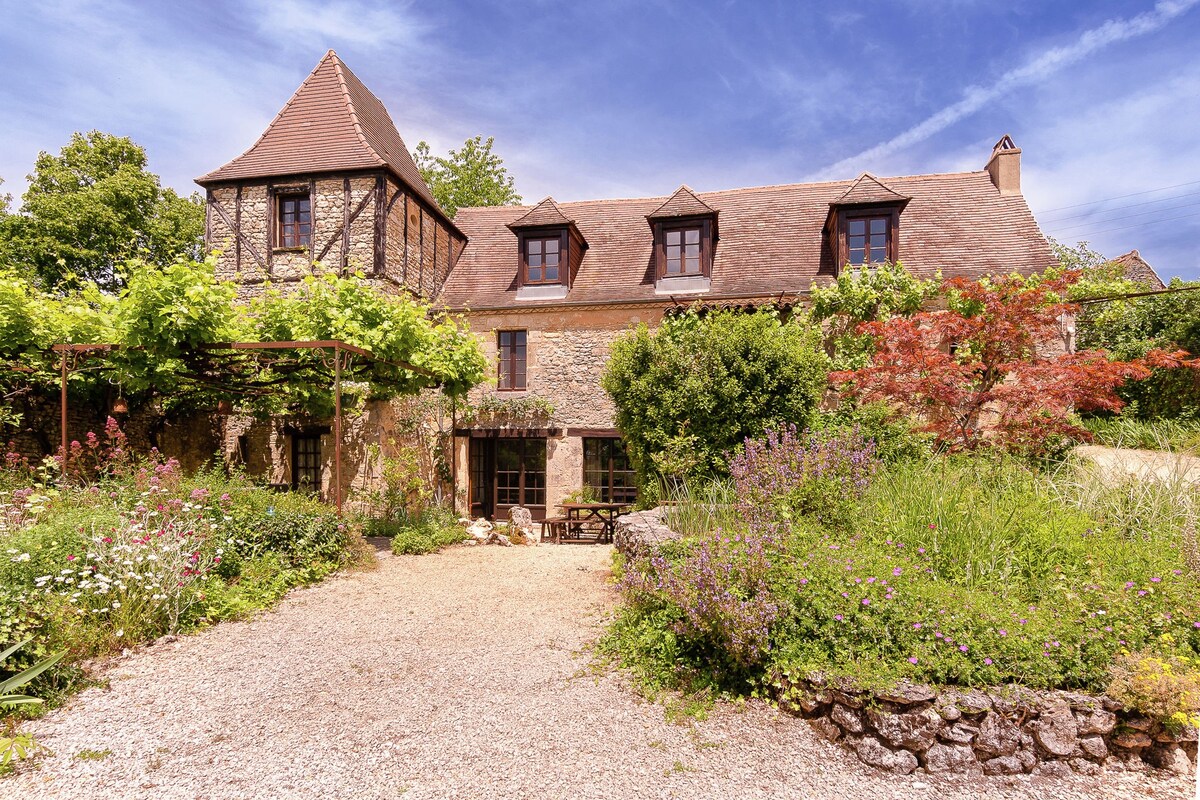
xmin=517 ymin=228 xmax=569 ymax=287
xmin=494 ymin=437 xmax=547 ymax=510
xmin=583 ymin=437 xmax=638 ymax=505
xmin=836 ymin=205 xmax=899 ymax=269
xmin=497 ymin=329 xmax=527 ymax=392
xmin=274 ymin=189 xmax=312 ymax=251
xmin=291 ymin=433 xmax=321 ymax=492
xmin=654 ymin=217 xmax=713 ymax=280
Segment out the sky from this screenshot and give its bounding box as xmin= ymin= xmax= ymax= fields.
xmin=2 ymin=0 xmax=1199 ymax=279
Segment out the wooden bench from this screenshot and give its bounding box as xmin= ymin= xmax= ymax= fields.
xmin=540 ymin=517 xmax=571 ymax=543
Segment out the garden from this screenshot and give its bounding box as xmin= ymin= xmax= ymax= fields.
xmin=601 ymin=262 xmax=1200 ymax=775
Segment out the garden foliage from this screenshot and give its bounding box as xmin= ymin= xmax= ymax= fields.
xmin=602 ymin=308 xmax=830 ymax=494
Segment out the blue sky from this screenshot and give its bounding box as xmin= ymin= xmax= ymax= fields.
xmin=2 ymin=0 xmax=1199 ymax=279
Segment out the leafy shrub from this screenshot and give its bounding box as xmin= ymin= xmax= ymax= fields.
xmin=380 ymin=508 xmax=468 ymax=555
xmin=602 ymin=308 xmax=830 ymax=493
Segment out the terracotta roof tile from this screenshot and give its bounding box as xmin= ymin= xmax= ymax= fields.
xmin=507 ymin=197 xmax=573 ymax=228
xmin=831 ymin=173 xmax=910 ymax=205
xmin=196 ymin=51 xmax=441 ymax=214
xmin=1110 ymin=249 xmax=1166 ymax=290
xmin=437 ymin=171 xmax=1057 ymax=309
xmin=646 ymin=185 xmax=716 ymax=220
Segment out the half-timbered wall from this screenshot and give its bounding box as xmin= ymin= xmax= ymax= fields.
xmin=204 ymin=170 xmax=463 ymax=300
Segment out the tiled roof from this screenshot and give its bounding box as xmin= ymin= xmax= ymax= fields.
xmin=646 ymin=185 xmax=716 ymax=220
xmin=1111 ymin=249 xmax=1166 ymax=290
xmin=437 ymin=171 xmax=1057 ymax=309
xmin=831 ymin=174 xmax=910 ymax=206
xmin=196 ymin=51 xmax=442 ymax=214
xmin=507 ymin=197 xmax=573 ymax=228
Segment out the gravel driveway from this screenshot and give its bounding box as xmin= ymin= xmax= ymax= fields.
xmin=4 ymin=543 xmax=1188 ymax=800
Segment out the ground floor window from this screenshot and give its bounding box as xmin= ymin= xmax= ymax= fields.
xmin=292 ymin=434 xmax=321 ymax=492
xmin=583 ymin=437 xmax=637 ymax=504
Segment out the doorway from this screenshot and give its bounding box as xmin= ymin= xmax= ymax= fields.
xmin=469 ymin=436 xmax=547 ymax=520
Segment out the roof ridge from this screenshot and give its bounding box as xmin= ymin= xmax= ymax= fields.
xmin=330 ymin=52 xmax=384 ymax=167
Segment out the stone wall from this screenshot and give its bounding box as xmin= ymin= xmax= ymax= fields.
xmin=780 ymin=675 xmax=1195 ymax=779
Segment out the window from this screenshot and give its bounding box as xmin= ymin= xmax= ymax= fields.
xmin=497 ymin=330 xmax=527 ymax=391
xmin=292 ymin=434 xmax=321 ymax=492
xmin=843 ymin=212 xmax=894 ymax=267
xmin=495 ymin=438 xmax=546 ymax=509
xmin=523 ymin=236 xmax=562 ymax=284
xmin=277 ymin=193 xmax=311 ymax=249
xmin=664 ymin=226 xmax=703 ymax=276
xmin=584 ymin=438 xmax=638 ymax=504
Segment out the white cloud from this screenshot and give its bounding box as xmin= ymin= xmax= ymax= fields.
xmin=810 ymin=0 xmax=1200 ymax=180
xmin=246 ymin=0 xmax=429 ymax=52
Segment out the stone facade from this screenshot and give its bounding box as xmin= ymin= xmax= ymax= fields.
xmin=452 ymin=304 xmax=668 ymax=517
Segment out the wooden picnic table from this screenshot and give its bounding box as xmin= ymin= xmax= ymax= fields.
xmin=553 ymin=502 xmax=631 ymax=543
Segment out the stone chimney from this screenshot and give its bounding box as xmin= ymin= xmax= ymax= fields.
xmin=985 ymin=134 xmax=1021 ymax=196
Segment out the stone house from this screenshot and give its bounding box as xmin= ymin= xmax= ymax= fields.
xmin=197 ymin=52 xmax=1056 ymax=519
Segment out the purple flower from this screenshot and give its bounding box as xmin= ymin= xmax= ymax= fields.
xmin=834 ymin=614 xmax=844 ymax=622
xmin=799 ymin=578 xmax=808 ymax=585
xmin=866 ymin=577 xmax=876 ymax=584
xmin=908 ymin=656 xmax=919 ymax=664
xmin=1137 ymin=590 xmax=1147 ymax=597
xmin=913 ymin=622 xmax=923 ymax=630
xmin=892 ymin=567 xmax=902 ymax=576
xmin=998 ymin=629 xmax=1007 ymax=637
xmin=984 ymin=658 xmax=993 ymax=665
xmin=862 ymin=598 xmax=871 ymax=606
xmin=959 ymin=644 xmax=968 ymax=652
xmin=917 ymin=547 xmax=926 ymax=554
xmin=1151 ymin=576 xmax=1161 ymax=583
xmin=1123 ymin=581 xmax=1135 ymax=590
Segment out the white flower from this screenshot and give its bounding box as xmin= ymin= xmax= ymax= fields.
xmin=114 ymin=628 xmax=124 ymax=638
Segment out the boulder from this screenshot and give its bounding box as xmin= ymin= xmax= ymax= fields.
xmin=612 ymin=508 xmax=679 ymax=558
xmin=1112 ymin=730 xmax=1152 ymax=750
xmin=1075 ymin=708 xmax=1116 ymax=736
xmin=939 ymin=723 xmax=978 ymax=745
xmin=867 ymin=706 xmax=943 ymax=752
xmin=1015 ymin=747 xmax=1037 ymax=773
xmin=832 ymin=703 xmax=865 ymax=734
xmin=923 ymin=743 xmax=978 ymax=773
xmin=876 ymin=682 xmax=936 ymax=706
xmin=1032 ymin=700 xmax=1078 ymax=757
xmin=851 ymin=734 xmax=919 ymax=775
xmin=1078 ymin=734 xmax=1108 ymax=760
xmin=466 ymin=517 xmax=493 ymax=541
xmin=1123 ymin=715 xmax=1153 ymax=731
xmin=811 ymin=716 xmax=842 ymax=743
xmin=982 ymin=755 xmax=1024 ymax=775
xmin=1033 ymin=760 xmax=1071 ymax=778
xmin=1143 ymin=743 xmax=1192 ymax=776
xmin=934 ymin=699 xmax=962 ymax=722
xmin=506 ymin=506 xmax=537 ymax=545
xmin=1068 ymin=757 xmax=1101 ymax=775
xmin=974 ymin=712 xmax=1020 ymax=758
xmin=793 ymin=689 xmax=831 ymax=715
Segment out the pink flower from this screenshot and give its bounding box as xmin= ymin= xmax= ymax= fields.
xmin=998 ymin=629 xmax=1007 ymax=637
xmin=1151 ymin=577 xmax=1161 ymax=583
xmin=102 ymin=537 xmax=113 ymax=544
xmin=917 ymin=547 xmax=926 ymax=554
xmin=1123 ymin=581 xmax=1135 ymax=589
xmin=958 ymin=644 xmax=968 ymax=652
xmin=892 ymin=567 xmax=902 ymax=576
xmin=908 ymin=657 xmax=919 ymax=665
xmin=913 ymin=622 xmax=922 ymax=630
xmin=928 ymin=523 xmax=936 ymax=530
xmin=834 ymin=614 xmax=844 ymax=621
xmin=862 ymin=598 xmax=871 ymax=606
xmin=983 ymin=658 xmax=993 ymax=666
xmin=799 ymin=578 xmax=808 ymax=585
xmin=67 ymin=554 xmax=76 ymax=561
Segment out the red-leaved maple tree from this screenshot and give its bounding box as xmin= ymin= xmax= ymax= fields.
xmin=830 ymin=272 xmax=1193 ymax=453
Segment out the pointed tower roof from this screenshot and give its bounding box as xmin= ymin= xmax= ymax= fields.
xmin=507 ymin=197 xmax=573 ymax=229
xmin=197 ymin=51 xmax=441 ymax=213
xmin=830 ymin=173 xmax=911 ymax=206
xmin=646 ymin=185 xmax=717 ymax=220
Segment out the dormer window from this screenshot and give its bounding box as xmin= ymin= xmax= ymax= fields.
xmin=523 ymin=234 xmax=563 ymax=285
xmin=846 ymin=213 xmax=892 ymax=266
xmin=664 ymin=225 xmax=703 ymax=276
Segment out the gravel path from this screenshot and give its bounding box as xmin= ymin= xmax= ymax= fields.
xmin=4 ymin=543 xmax=1188 ymax=800
xmin=1073 ymin=444 xmax=1200 ymax=485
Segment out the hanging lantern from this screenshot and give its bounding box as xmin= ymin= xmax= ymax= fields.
xmin=217 ymin=399 xmax=234 ymax=415
xmin=111 ymin=396 xmax=129 ymax=415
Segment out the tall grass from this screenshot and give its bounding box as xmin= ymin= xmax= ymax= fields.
xmin=1083 ymin=416 xmax=1200 ymax=452
xmin=658 ymin=479 xmax=741 ymax=537
xmin=859 ymin=455 xmax=1191 ymax=594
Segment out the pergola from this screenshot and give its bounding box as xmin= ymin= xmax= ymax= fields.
xmin=52 ymin=339 xmax=435 ymax=514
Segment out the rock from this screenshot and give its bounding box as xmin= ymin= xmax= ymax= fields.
xmin=506 ymin=506 xmax=537 ymax=545
xmin=1123 ymin=715 xmax=1153 ymax=731
xmin=612 ymin=508 xmax=679 ymax=558
xmin=939 ymin=723 xmax=978 ymax=745
xmin=989 ymin=686 xmax=1037 ymax=716
xmin=485 ymin=531 xmax=513 ymax=547
xmin=793 ymin=689 xmax=831 ymax=715
xmin=868 ymin=706 xmax=943 ymax=752
xmin=1075 ymin=708 xmax=1116 ymax=735
xmin=831 ymin=690 xmax=864 ymax=709
xmin=923 ymin=743 xmax=978 ymax=773
xmin=1015 ymin=748 xmax=1037 ymax=773
xmin=1068 ymin=757 xmax=1101 ymax=775
xmin=832 ymin=703 xmax=865 ymax=734
xmin=1112 ymin=730 xmax=1152 ymax=750
xmin=811 ymin=716 xmax=842 ymax=743
xmin=1033 ymin=760 xmax=1071 ymax=778
xmin=982 ymin=755 xmax=1024 ymax=775
xmin=1143 ymin=743 xmax=1192 ymax=776
xmin=974 ymin=712 xmax=1020 ymax=757
xmin=1060 ymin=691 xmax=1102 ymax=712
xmin=934 ymin=699 xmax=962 ymax=722
xmin=466 ymin=517 xmax=493 ymax=541
xmin=1101 ymin=696 xmax=1124 ymax=712
xmin=1078 ymin=734 xmax=1108 ymax=760
xmin=876 ymin=682 xmax=936 ymax=705
xmin=1032 ymin=700 xmax=1078 ymax=757
xmin=851 ymin=734 xmax=919 ymax=775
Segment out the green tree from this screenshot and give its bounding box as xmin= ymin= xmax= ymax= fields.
xmin=0 ymin=131 xmax=204 ymax=292
xmin=412 ymin=135 xmax=521 ymax=217
xmin=602 ymin=308 xmax=831 ymax=494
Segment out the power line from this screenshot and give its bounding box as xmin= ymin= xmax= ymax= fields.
xmin=1049 ymin=209 xmax=1200 ymax=239
xmin=1045 ymin=200 xmax=1200 ymax=233
xmin=1041 ymin=189 xmax=1200 ymax=223
xmin=1037 ymin=179 xmax=1200 ymax=214
xmin=1077 ymin=282 xmax=1200 ymax=305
